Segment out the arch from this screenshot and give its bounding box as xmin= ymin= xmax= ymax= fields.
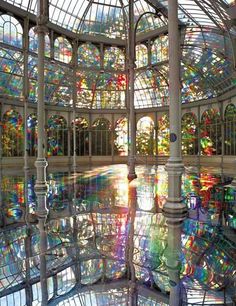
xmin=71 ymin=117 xmax=89 ymax=156
xmin=0 ymin=14 xmax=23 ymax=48
xmin=92 ymin=118 xmax=111 ymax=155
xmin=200 ymin=109 xmax=221 ymax=155
xmin=224 ymin=104 xmax=236 ymax=155
xmin=151 ymin=35 xmax=168 ymax=64
xmin=157 ymin=114 xmax=169 ymax=156
xmin=27 ymin=113 xmax=37 ymax=156
xmin=114 ymin=117 xmax=128 ymax=156
xmin=47 ymin=115 xmax=68 ymax=156
xmin=136 ymin=44 xmax=148 ymax=68
xmin=54 ymin=37 xmax=72 ymax=63
xmin=182 ymin=112 xmax=198 ymax=155
xmin=78 ymin=43 xmax=100 ymax=68
xmin=104 ymin=47 xmax=125 ymax=70
xmin=2 ymin=109 xmax=23 ymax=157
xmin=29 ymin=26 xmax=50 ymax=56
xmin=136 ymin=116 xmax=155 ymax=155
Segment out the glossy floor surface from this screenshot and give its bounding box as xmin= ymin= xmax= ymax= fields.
xmin=0 ymin=165 xmax=235 ymax=305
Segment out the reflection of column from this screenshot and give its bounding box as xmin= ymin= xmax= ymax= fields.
xmin=127 ymin=182 xmax=137 ymax=304
xmin=23 ymin=18 xmax=29 ymax=170
xmin=72 ymin=42 xmax=78 ymax=172
xmin=34 ymin=1 xmax=49 ymax=304
xmin=127 ymin=0 xmax=137 ymax=181
xmin=163 ymin=0 xmax=187 ymax=305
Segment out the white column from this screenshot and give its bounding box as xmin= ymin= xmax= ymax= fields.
xmin=163 ymin=0 xmax=187 ymax=305
xmin=127 ymin=0 xmax=137 ymax=180
xmin=34 ymin=1 xmax=49 ymax=304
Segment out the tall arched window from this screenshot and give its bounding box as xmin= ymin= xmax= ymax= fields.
xmin=29 ymin=26 xmax=50 ymax=56
xmin=78 ymin=43 xmax=100 ymax=68
xmin=157 ymin=114 xmax=169 ymax=156
xmin=200 ymin=109 xmax=221 ymax=155
xmin=54 ymin=37 xmax=72 ymax=63
xmin=136 ymin=116 xmax=155 ymax=155
xmin=224 ymin=104 xmax=236 ymax=155
xmin=71 ymin=117 xmax=89 ymax=156
xmin=0 ymin=14 xmax=23 ymax=48
xmin=27 ymin=113 xmax=37 ymax=156
xmin=47 ymin=115 xmax=68 ymax=156
xmin=104 ymin=47 xmax=125 ymax=70
xmin=135 ymin=44 xmax=148 ymax=68
xmin=114 ymin=117 xmax=128 ymax=156
xmin=92 ymin=118 xmax=111 ymax=155
xmin=2 ymin=109 xmax=23 ymax=157
xmin=182 ymin=112 xmax=198 ymax=155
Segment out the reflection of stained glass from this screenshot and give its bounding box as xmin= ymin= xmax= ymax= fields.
xmin=136 ymin=116 xmax=155 ymax=155
xmin=47 ymin=115 xmax=68 ymax=156
xmin=78 ymin=43 xmax=100 ymax=68
xmin=114 ymin=117 xmax=128 ymax=156
xmin=136 ymin=44 xmax=148 ymax=68
xmin=27 ymin=113 xmax=37 ymax=156
xmin=29 ymin=27 xmax=50 ymax=57
xmin=157 ymin=114 xmax=169 ymax=155
xmin=0 ymin=14 xmax=22 ymax=48
xmin=182 ymin=112 xmax=198 ymax=155
xmin=104 ymin=47 xmax=125 ymax=70
xmin=200 ymin=109 xmax=221 ymax=155
xmin=224 ymin=104 xmax=236 ymax=155
xmin=2 ymin=109 xmax=23 ymax=157
xmin=54 ymin=37 xmax=72 ymax=64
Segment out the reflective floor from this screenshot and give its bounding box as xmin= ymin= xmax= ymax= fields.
xmin=0 ymin=165 xmax=235 ymax=305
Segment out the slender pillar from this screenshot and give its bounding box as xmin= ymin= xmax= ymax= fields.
xmin=23 ymin=18 xmax=29 ymax=170
xmin=127 ymin=0 xmax=137 ymax=180
xmin=163 ymin=0 xmax=187 ymax=305
xmin=34 ymin=1 xmax=49 ymax=304
xmin=72 ymin=41 xmax=78 ymax=172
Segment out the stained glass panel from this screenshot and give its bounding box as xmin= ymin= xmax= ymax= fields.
xmin=29 ymin=26 xmax=50 ymax=57
xmin=136 ymin=44 xmax=148 ymax=68
xmin=114 ymin=117 xmax=128 ymax=156
xmin=157 ymin=114 xmax=169 ymax=156
xmin=104 ymin=47 xmax=125 ymax=70
xmin=182 ymin=112 xmax=198 ymax=155
xmin=54 ymin=37 xmax=72 ymax=63
xmin=136 ymin=116 xmax=155 ymax=155
xmin=47 ymin=115 xmax=68 ymax=156
xmin=78 ymin=43 xmax=100 ymax=68
xmin=224 ymin=104 xmax=236 ymax=155
xmin=0 ymin=14 xmax=22 ymax=48
xmin=71 ymin=117 xmax=89 ymax=156
xmin=151 ymin=35 xmax=168 ymax=64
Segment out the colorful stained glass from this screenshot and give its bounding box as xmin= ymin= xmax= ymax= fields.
xmin=81 ymin=259 xmax=103 ymax=285
xmin=136 ymin=12 xmax=167 ymax=34
xmin=54 ymin=37 xmax=72 ymax=64
xmin=0 ymin=47 xmax=23 ymax=97
xmin=78 ymin=43 xmax=100 ymax=68
xmin=2 ymin=109 xmax=23 ymax=157
xmin=151 ymin=35 xmax=168 ymax=64
xmin=200 ymin=109 xmax=221 ymax=155
xmin=0 ymin=14 xmax=22 ymax=48
xmin=104 ymin=47 xmax=125 ymax=70
xmin=224 ymin=104 xmax=236 ymax=155
xmin=136 ymin=44 xmax=148 ymax=68
xmin=136 ymin=116 xmax=155 ymax=155
xmin=114 ymin=117 xmax=128 ymax=156
xmin=47 ymin=115 xmax=68 ymax=156
xmin=157 ymin=114 xmax=169 ymax=156
xmin=27 ymin=113 xmax=37 ymax=156
xmin=29 ymin=26 xmax=50 ymax=57
xmin=182 ymin=112 xmax=198 ymax=155
xmin=71 ymin=117 xmax=89 ymax=156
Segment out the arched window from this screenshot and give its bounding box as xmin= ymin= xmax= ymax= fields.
xmin=157 ymin=114 xmax=169 ymax=156
xmin=29 ymin=26 xmax=50 ymax=56
xmin=136 ymin=116 xmax=155 ymax=155
xmin=182 ymin=112 xmax=198 ymax=155
xmin=200 ymin=109 xmax=221 ymax=155
xmin=71 ymin=117 xmax=89 ymax=156
xmin=78 ymin=43 xmax=100 ymax=68
xmin=2 ymin=109 xmax=23 ymax=157
xmin=224 ymin=104 xmax=236 ymax=155
xmin=151 ymin=35 xmax=168 ymax=64
xmin=92 ymin=118 xmax=111 ymax=155
xmin=0 ymin=14 xmax=23 ymax=48
xmin=104 ymin=47 xmax=125 ymax=70
xmin=136 ymin=44 xmax=148 ymax=68
xmin=47 ymin=115 xmax=68 ymax=156
xmin=54 ymin=37 xmax=72 ymax=63
xmin=114 ymin=117 xmax=128 ymax=156
xmin=27 ymin=113 xmax=37 ymax=156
